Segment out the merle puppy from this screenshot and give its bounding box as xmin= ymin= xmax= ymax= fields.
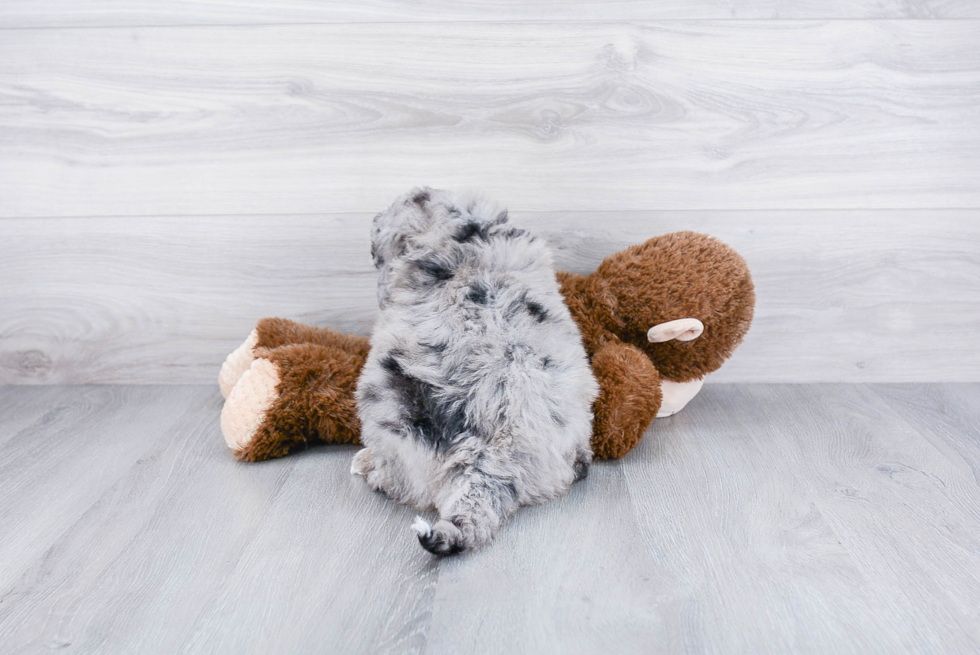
xmin=352 ymin=188 xmax=598 ymax=555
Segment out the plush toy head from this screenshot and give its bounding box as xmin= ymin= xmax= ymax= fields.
xmin=592 ymin=231 xmax=755 ymax=382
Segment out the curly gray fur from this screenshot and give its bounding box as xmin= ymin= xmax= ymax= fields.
xmin=352 ymin=187 xmax=598 ymax=555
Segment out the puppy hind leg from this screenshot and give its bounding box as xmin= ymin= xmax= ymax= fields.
xmin=413 ymin=468 xmax=517 ymax=556
xmin=353 ymin=447 xmax=429 ymax=510
xmin=573 ymin=449 xmax=592 ymax=482
xmin=350 ymin=447 xmax=375 ymax=477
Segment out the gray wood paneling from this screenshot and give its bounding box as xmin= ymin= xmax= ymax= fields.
xmin=2 ymin=383 xmax=979 ymax=652
xmin=0 ymin=214 xmax=378 ymax=385
xmin=1 ymin=21 xmax=978 ymax=218
xmin=2 ymin=210 xmax=978 ymax=384
xmin=2 ymin=1 xmax=978 ymax=28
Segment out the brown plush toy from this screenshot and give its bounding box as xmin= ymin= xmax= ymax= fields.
xmin=218 ymin=231 xmax=754 ymax=462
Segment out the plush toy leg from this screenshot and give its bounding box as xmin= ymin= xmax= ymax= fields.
xmin=656 ymin=377 xmax=705 ymax=418
xmin=221 ymin=342 xmax=366 ymax=462
xmin=218 ymin=317 xmax=371 ymax=399
xmin=589 ymin=341 xmax=663 ymax=460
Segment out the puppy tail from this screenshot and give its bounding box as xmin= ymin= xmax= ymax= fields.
xmin=412 ymin=517 xmax=466 ymax=556
xmin=411 ymin=470 xmax=516 ymax=556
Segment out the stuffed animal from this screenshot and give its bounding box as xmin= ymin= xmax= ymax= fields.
xmin=219 ymin=231 xmax=754 ymax=462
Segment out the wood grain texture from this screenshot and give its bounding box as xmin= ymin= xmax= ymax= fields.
xmin=0 ymin=214 xmax=378 ymax=385
xmin=0 ymin=386 xmax=303 ymax=653
xmin=2 ymin=383 xmax=979 ymax=653
xmin=2 ymin=209 xmax=978 ymax=384
xmin=425 ymin=461 xmax=666 ymax=654
xmin=1 ymin=21 xmax=978 ymax=218
xmin=622 ymin=383 xmax=980 ymax=653
xmin=870 ymin=384 xmax=980 ymax=484
xmin=0 ymin=385 xmax=67 ymax=448
xmin=182 ymin=449 xmax=438 ymax=655
xmin=2 ymin=0 xmax=978 ymax=28
xmin=0 ymin=386 xmax=436 ymax=653
xmin=0 ymin=385 xmax=207 ymax=594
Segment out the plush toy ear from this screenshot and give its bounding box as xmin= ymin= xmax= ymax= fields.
xmin=647 ymin=318 xmax=704 ymax=343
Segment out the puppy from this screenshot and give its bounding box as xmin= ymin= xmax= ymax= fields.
xmin=352 ymin=188 xmax=598 ymax=555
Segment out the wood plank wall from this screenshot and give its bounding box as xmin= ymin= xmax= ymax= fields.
xmin=1 ymin=4 xmax=978 ymax=383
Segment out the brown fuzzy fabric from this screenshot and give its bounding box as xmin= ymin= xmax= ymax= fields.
xmin=254 ymin=317 xmax=370 ymax=359
xmin=589 ymin=342 xmax=663 ymax=459
xmin=556 ymin=271 xmax=623 ymax=357
xmin=229 ymin=232 xmax=754 ymax=462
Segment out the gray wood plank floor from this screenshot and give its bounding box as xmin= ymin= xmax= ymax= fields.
xmin=2 ymin=383 xmax=978 ymax=654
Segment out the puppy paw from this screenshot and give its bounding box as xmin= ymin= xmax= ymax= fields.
xmin=350 ymin=448 xmax=375 ymax=477
xmin=219 ymin=329 xmax=259 ymax=399
xmin=415 ymin=518 xmax=466 ymax=556
xmin=220 ymin=358 xmax=280 ymax=452
xmin=411 ymin=516 xmax=433 ymax=538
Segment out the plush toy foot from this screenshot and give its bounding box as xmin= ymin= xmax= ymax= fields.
xmin=221 ymin=357 xmax=280 ymax=454
xmin=219 ymin=329 xmax=259 ymax=399
xmin=656 ymin=378 xmax=705 ymax=418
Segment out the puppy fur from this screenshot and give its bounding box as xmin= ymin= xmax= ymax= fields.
xmin=354 ymin=188 xmax=599 ymax=555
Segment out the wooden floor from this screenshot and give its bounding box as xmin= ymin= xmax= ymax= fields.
xmin=1 ymin=383 xmax=979 ymax=654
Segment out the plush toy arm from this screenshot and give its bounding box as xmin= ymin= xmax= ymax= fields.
xmin=589 ymin=341 xmax=663 ymax=460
